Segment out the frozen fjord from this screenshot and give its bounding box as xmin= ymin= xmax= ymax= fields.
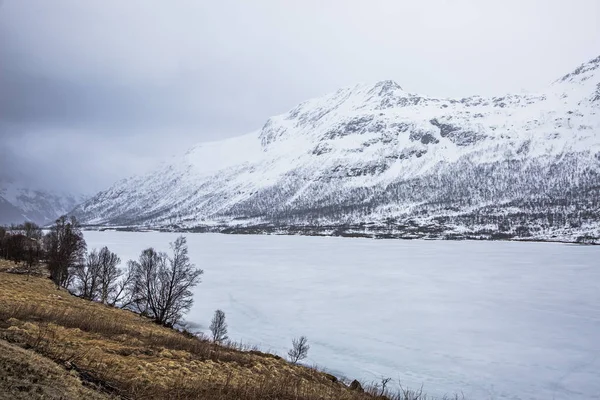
xmin=84 ymin=231 xmax=600 ymax=400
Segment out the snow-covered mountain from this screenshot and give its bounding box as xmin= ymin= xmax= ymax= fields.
xmin=74 ymin=56 xmax=600 ymax=242
xmin=0 ymin=179 xmax=85 ymax=226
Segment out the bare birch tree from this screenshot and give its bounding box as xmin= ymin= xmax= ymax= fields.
xmin=45 ymin=216 xmax=86 ymax=289
xmin=75 ymin=249 xmax=101 ymax=300
xmin=129 ymin=236 xmax=203 ymax=326
xmin=209 ymin=309 xmax=228 ymax=343
xmin=97 ymin=246 xmax=121 ymax=304
xmin=288 ymin=336 xmax=310 ymax=364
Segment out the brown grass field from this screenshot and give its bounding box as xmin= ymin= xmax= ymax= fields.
xmin=0 ymin=259 xmax=438 ymax=400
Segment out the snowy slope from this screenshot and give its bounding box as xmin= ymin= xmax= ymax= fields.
xmin=73 ymin=56 xmax=600 ymax=242
xmin=0 ymin=179 xmax=85 ymax=226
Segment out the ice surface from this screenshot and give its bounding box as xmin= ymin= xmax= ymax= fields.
xmin=84 ymin=231 xmax=600 ymax=400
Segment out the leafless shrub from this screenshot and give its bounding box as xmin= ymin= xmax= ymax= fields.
xmin=30 ymin=322 xmax=56 ymax=353
xmin=210 ymin=309 xmax=229 ymax=343
xmin=397 ymin=382 xmax=425 ymax=400
xmin=288 ymin=335 xmax=310 ymax=364
xmin=380 ymin=377 xmax=392 ymax=396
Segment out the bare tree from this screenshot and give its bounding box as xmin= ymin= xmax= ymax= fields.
xmin=288 ymin=336 xmax=310 ymax=364
xmin=45 ymin=216 xmax=86 ymax=289
xmin=209 ymin=309 xmax=228 ymax=343
xmin=97 ymin=246 xmax=121 ymax=304
xmin=129 ymin=247 xmax=166 ymax=317
xmin=21 ymin=222 xmax=43 ymax=278
xmin=22 ymin=222 xmax=41 ymax=240
xmin=76 ymin=247 xmax=128 ymax=305
xmin=129 ymin=236 xmax=203 ymax=326
xmin=380 ymin=377 xmax=392 ymax=396
xmin=75 ymin=249 xmax=101 ymax=300
xmin=109 ymin=260 xmax=136 ymax=307
xmin=0 ymin=226 xmax=6 ymax=259
xmin=5 ymin=231 xmax=26 ymax=264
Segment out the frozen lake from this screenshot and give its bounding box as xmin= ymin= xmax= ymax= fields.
xmin=84 ymin=231 xmax=600 ymax=400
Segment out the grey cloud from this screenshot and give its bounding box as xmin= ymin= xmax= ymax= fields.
xmin=1 ymin=0 xmax=599 ymax=194
xmin=0 ymin=43 xmax=286 ymax=135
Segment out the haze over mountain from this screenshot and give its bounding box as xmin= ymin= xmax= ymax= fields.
xmin=0 ymin=178 xmax=85 ymax=226
xmin=1 ymin=1 xmax=599 ymax=197
xmin=73 ymin=56 xmax=600 ymax=242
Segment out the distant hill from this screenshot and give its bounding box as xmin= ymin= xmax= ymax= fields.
xmin=0 ymin=179 xmax=85 ymax=226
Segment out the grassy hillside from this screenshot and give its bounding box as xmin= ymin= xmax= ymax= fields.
xmin=0 ymin=259 xmax=432 ymax=400
xmin=0 ymin=338 xmax=115 ymax=400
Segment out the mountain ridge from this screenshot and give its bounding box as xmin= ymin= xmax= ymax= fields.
xmin=73 ymin=56 xmax=600 ymax=243
xmin=0 ymin=179 xmax=85 ymax=226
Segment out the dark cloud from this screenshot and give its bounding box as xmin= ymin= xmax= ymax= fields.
xmin=1 ymin=0 xmax=599 ymax=194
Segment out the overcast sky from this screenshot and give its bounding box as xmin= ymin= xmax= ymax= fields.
xmin=1 ymin=0 xmax=599 ymax=194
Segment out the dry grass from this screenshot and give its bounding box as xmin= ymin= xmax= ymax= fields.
xmin=0 ymin=258 xmax=47 ymax=276
xmin=0 ymin=339 xmax=114 ymax=400
xmin=0 ymin=260 xmax=381 ymax=400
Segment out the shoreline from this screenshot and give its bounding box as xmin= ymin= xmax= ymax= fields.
xmin=81 ymin=225 xmax=600 ymax=246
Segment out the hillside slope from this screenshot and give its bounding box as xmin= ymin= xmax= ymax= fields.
xmin=0 ymin=339 xmax=114 ymax=400
xmin=0 ymin=260 xmax=407 ymax=400
xmin=73 ymin=56 xmax=600 ymax=242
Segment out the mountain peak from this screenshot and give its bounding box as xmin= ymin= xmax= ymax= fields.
xmin=369 ymin=80 xmax=403 ymax=95
xmin=557 ymin=55 xmax=600 ymax=84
